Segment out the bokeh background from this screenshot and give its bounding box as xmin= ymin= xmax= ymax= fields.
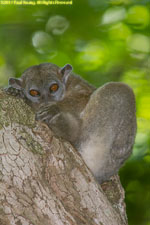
xmin=0 ymin=0 xmax=150 ymax=224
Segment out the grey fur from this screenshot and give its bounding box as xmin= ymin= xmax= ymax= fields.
xmin=8 ymin=63 xmax=137 ymax=183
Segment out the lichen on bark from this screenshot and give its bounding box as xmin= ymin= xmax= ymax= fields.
xmin=0 ymin=89 xmax=35 ymax=129
xmin=0 ymin=89 xmax=128 ymax=225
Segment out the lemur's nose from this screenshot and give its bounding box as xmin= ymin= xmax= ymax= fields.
xmin=41 ymin=91 xmax=49 ymax=103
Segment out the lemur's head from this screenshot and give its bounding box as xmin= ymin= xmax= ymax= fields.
xmin=9 ymin=63 xmax=72 ymax=105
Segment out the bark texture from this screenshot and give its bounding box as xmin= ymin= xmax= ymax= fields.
xmin=0 ymin=89 xmax=128 ymax=225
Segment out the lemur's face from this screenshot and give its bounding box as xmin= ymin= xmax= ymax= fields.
xmin=9 ymin=63 xmax=72 ymax=105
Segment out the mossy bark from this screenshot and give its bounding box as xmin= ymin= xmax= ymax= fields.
xmin=0 ymin=89 xmax=128 ymax=225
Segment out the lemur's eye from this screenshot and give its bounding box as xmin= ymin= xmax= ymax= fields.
xmin=50 ymin=83 xmax=59 ymax=93
xmin=29 ymin=90 xmax=40 ymax=97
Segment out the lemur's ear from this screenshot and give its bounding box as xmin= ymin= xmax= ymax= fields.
xmin=60 ymin=64 xmax=72 ymax=84
xmin=9 ymin=78 xmax=23 ymax=90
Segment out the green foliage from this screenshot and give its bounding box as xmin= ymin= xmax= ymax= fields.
xmin=0 ymin=0 xmax=149 ymax=224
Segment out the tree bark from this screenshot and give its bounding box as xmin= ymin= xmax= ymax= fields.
xmin=0 ymin=89 xmax=128 ymax=225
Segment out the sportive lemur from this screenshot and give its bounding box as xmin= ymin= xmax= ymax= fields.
xmin=7 ymin=63 xmax=137 ymax=183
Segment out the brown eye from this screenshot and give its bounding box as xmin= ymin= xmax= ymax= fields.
xmin=29 ymin=90 xmax=40 ymax=97
xmin=50 ymin=83 xmax=59 ymax=92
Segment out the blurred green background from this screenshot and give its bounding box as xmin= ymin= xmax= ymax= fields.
xmin=0 ymin=0 xmax=149 ymax=224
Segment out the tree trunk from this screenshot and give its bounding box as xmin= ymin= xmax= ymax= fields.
xmin=0 ymin=89 xmax=128 ymax=225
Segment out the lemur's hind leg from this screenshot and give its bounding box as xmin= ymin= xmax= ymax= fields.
xmin=78 ymin=82 xmax=136 ymax=183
